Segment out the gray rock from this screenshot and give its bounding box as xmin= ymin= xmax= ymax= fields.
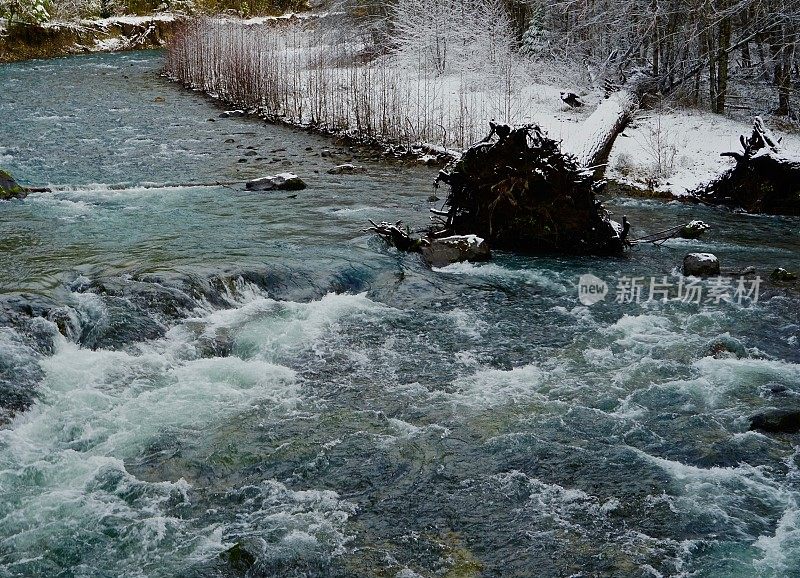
xmin=683 ymin=253 xmax=720 ymax=277
xmin=219 ymin=542 xmax=256 ymax=573
xmin=764 ymin=383 xmax=788 ymax=395
xmin=327 ymin=164 xmax=366 ymax=175
xmin=750 ymin=409 xmax=800 ymax=434
xmin=219 ymin=110 xmax=245 ymax=118
xmin=421 ymin=235 xmax=491 ymax=268
xmin=245 ymin=173 xmax=306 ymax=192
xmin=705 ymin=335 xmax=746 ymax=358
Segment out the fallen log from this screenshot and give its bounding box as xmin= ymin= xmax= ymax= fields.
xmin=692 ymin=117 xmax=800 ymax=215
xmin=565 ymin=71 xmax=659 ymax=172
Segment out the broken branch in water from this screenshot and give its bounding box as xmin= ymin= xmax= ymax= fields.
xmin=630 ymin=220 xmax=711 ymax=246
xmin=366 ymin=220 xmax=429 ymax=252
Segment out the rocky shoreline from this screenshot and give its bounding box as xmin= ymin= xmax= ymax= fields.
xmin=0 ymin=14 xmax=182 ymax=63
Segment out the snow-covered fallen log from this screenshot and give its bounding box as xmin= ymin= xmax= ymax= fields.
xmin=564 ymin=72 xmax=657 ymax=171
xmin=693 ymin=117 xmax=800 ymax=215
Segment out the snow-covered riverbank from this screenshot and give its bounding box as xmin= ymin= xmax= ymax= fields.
xmin=164 ymin=15 xmax=800 ymax=199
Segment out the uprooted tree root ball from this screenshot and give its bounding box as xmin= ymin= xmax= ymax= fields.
xmin=693 ymin=117 xmax=800 ymax=216
xmin=433 ymin=123 xmax=628 ymax=256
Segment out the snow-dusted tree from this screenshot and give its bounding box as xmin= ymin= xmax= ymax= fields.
xmin=0 ymin=0 xmax=49 ymax=26
xmin=319 ymin=0 xmax=396 ymax=54
xmin=391 ymin=0 xmax=513 ymax=76
xmin=48 ymin=0 xmax=108 ymax=20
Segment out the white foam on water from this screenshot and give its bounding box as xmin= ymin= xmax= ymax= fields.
xmin=433 ymin=261 xmax=569 ymax=292
xmin=635 ymin=448 xmax=796 ymax=548
xmin=226 ymin=292 xmax=393 ymax=362
xmin=447 ymin=363 xmax=545 ymax=408
xmin=753 ymin=447 xmax=800 ymax=576
xmin=0 ymin=291 xmax=388 ymax=575
xmin=444 ymin=307 xmax=488 ymax=340
xmin=601 ymin=313 xmax=677 ymax=348
xmin=488 ymin=470 xmax=624 ymax=531
xmin=28 ymin=114 xmax=75 ymax=122
xmin=225 ymin=479 xmax=357 ymax=564
xmin=377 ymin=418 xmax=450 ymax=448
xmin=24 ymin=194 xmax=95 ymax=215
xmin=693 ymin=356 xmax=800 ymax=395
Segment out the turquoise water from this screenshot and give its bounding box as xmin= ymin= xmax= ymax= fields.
xmin=1 ymin=51 xmax=799 ymax=577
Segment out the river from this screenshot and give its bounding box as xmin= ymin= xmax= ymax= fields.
xmin=1 ymin=50 xmax=799 ymax=577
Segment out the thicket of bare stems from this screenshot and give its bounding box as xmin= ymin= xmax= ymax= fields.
xmin=164 ymin=17 xmax=521 ymax=150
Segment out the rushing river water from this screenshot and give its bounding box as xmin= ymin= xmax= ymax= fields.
xmin=1 ymin=51 xmax=799 ymax=578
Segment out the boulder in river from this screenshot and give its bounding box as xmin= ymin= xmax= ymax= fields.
xmin=749 ymin=409 xmax=800 ymax=434
xmin=763 ymin=382 xmax=789 ymax=395
xmin=0 ymin=169 xmax=27 ymax=200
xmin=421 ymin=235 xmax=491 ymax=268
xmin=245 ymin=173 xmax=306 ymax=192
xmin=705 ymin=335 xmax=746 ymax=358
xmin=219 ymin=542 xmax=256 ymax=573
xmin=678 ymin=220 xmax=711 ymax=239
xmin=327 ymin=164 xmax=366 ymax=175
xmin=683 ymin=253 xmax=720 ymax=277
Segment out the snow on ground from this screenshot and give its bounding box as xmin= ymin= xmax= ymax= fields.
xmin=608 ymin=108 xmax=800 ymax=195
xmin=93 ymin=37 xmax=126 ymax=51
xmin=87 ymin=13 xmax=178 ymax=26
xmin=213 ymin=12 xmax=324 ymax=25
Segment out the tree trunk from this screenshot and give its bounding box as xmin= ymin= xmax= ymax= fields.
xmin=715 ymin=7 xmax=731 ymax=113
xmin=568 ymin=88 xmax=639 ymax=169
xmin=565 ymin=72 xmax=658 ymax=170
xmin=776 ymin=31 xmax=795 ymax=116
xmin=708 ymin=32 xmax=718 ymax=110
xmin=740 ymin=8 xmax=751 ymax=68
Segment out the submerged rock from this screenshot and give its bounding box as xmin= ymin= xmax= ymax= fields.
xmin=219 ymin=542 xmax=256 ymax=573
xmin=763 ymin=383 xmax=789 ymax=395
xmin=219 ymin=109 xmax=245 ymax=118
xmin=0 ymin=169 xmax=26 ymax=200
xmin=421 ymin=235 xmax=491 ymax=268
xmin=705 ymin=335 xmax=746 ymax=358
xmin=245 ymin=173 xmax=306 ymax=192
xmin=750 ymin=409 xmax=800 ymax=434
xmin=683 ymin=253 xmax=720 ymax=277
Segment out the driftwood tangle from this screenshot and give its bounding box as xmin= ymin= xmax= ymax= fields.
xmin=434 ymin=123 xmax=627 ymax=255
xmin=694 ymin=117 xmax=800 ymax=215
